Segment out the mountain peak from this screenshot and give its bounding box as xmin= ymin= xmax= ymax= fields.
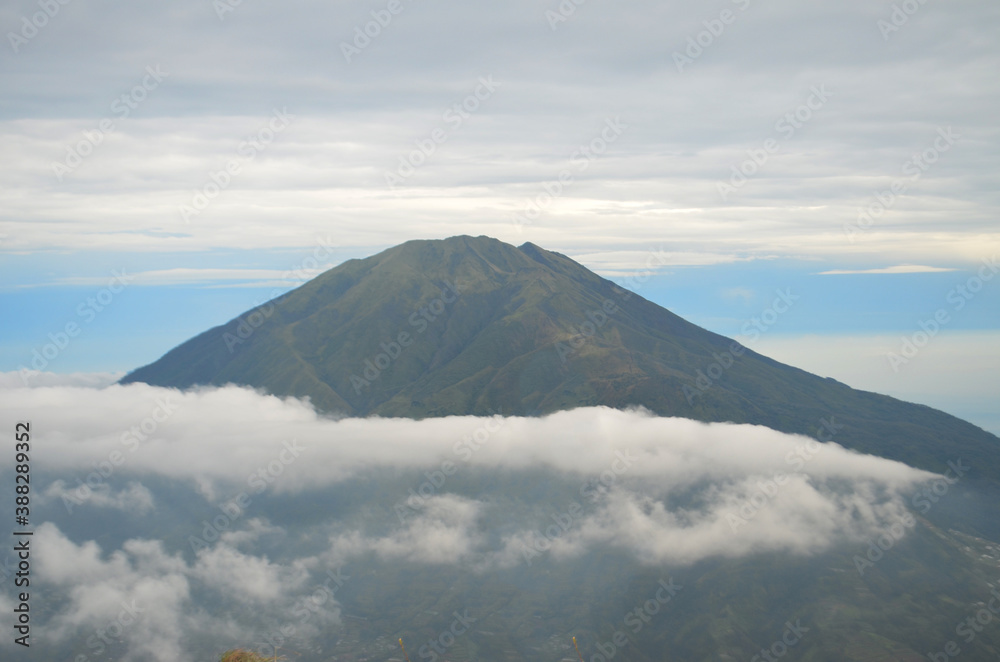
xmin=121 ymin=237 xmax=1000 ymax=482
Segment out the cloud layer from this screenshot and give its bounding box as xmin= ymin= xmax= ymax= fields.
xmin=0 ymin=377 xmax=939 ymax=660
xmin=2 ymin=0 xmax=998 ymax=268
xmin=0 ymin=380 xmax=930 ymax=494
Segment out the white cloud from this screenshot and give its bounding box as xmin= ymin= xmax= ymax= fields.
xmin=721 ymin=287 xmax=756 ymax=304
xmin=524 ymin=475 xmax=913 ymax=566
xmin=573 ymin=250 xmax=750 ymax=276
xmin=0 ymin=370 xmax=122 ymax=389
xmin=192 ymin=544 xmax=308 ymax=604
xmin=35 ymin=523 xmax=193 ymax=662
xmin=0 ymin=380 xmax=937 ymax=566
xmin=29 ymin=268 xmax=332 ymax=288
xmin=817 ymin=265 xmax=959 ymax=275
xmin=41 ymin=480 xmax=155 ymax=514
xmin=0 ymin=382 xmax=933 ymax=497
xmin=330 ymin=494 xmax=485 ymax=565
xmin=0 ymin=381 xmax=947 ymax=658
xmin=32 ymin=521 xmax=337 ymax=662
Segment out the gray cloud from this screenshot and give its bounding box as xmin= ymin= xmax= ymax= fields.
xmin=1 ymin=0 xmax=996 ymax=266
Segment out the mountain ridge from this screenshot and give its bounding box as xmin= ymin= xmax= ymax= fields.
xmin=120 ymin=235 xmax=1000 ymax=485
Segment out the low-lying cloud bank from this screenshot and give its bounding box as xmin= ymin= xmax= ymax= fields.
xmin=0 ymin=375 xmax=940 ymax=661
xmin=0 ymin=370 xmax=123 ymax=389
xmin=0 ymin=377 xmax=930 ymax=491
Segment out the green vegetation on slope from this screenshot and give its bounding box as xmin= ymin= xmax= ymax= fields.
xmin=120 ymin=235 xmax=1000 ymax=488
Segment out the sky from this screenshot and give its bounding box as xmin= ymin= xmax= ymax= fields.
xmin=1 ymin=0 xmax=998 ymax=432
xmin=0 ymin=5 xmax=998 ymax=657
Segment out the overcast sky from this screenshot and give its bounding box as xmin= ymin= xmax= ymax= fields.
xmin=1 ymin=0 xmax=997 ymax=430
xmin=3 ymin=0 xmax=998 ymax=259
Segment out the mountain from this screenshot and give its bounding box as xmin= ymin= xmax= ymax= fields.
xmin=68 ymin=235 xmax=1000 ymax=660
xmin=121 ymin=235 xmax=999 ymax=485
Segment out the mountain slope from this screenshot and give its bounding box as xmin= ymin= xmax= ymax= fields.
xmin=120 ymin=235 xmax=1000 ymax=483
